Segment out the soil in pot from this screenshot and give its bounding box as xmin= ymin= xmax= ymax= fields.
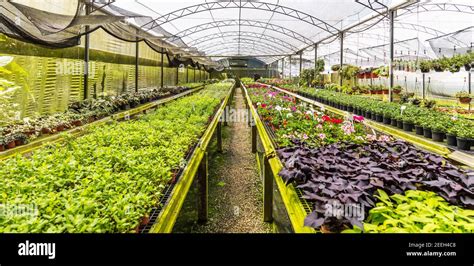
xmin=431 ymin=131 xmax=445 ymax=142
xmin=397 ymin=120 xmax=404 ymax=129
xmin=15 ymin=139 xmax=24 ymax=146
xmin=403 ymin=122 xmax=414 ymax=132
xmin=446 ymin=134 xmax=457 ymax=146
xmin=0 ymin=145 xmax=5 ymax=152
xmin=415 ymin=125 xmax=424 ymax=135
xmin=41 ymin=128 xmax=51 ymax=134
xmin=456 ymin=138 xmax=471 ymax=151
xmin=423 ymin=128 xmax=432 ymax=139
xmin=383 ymin=116 xmax=391 ymax=125
xmin=56 ymin=125 xmax=65 ymax=132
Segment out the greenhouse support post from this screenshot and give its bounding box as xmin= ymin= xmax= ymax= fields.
xmin=263 ymin=156 xmax=273 ymax=222
xmin=289 ymin=55 xmax=292 ymax=79
xmin=469 ymin=71 xmax=472 ymax=111
xmin=299 ymin=52 xmax=303 ymax=79
xmin=198 ymin=152 xmax=209 ymax=223
xmin=135 ymin=38 xmax=139 ymax=92
xmin=83 ymin=2 xmax=91 ymax=100
xmin=314 ymin=43 xmax=318 ymax=83
xmin=186 ymin=67 xmax=189 ymax=83
xmin=160 ymin=52 xmax=164 ymax=88
xmin=176 ymin=66 xmax=179 ymax=85
xmin=339 ymin=31 xmax=344 ymax=87
xmin=217 ymin=122 xmax=223 ymax=153
xmin=251 ymin=125 xmax=257 ymax=153
xmin=388 ymin=9 xmax=395 ymax=102
xmin=422 ymin=73 xmax=426 ymax=99
xmin=281 ymin=59 xmax=284 ymax=78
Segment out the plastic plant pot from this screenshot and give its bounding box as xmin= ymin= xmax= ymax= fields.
xmin=391 ymin=119 xmax=397 ymax=127
xmin=456 ymin=138 xmax=471 ymax=151
xmin=6 ymin=141 xmax=15 ymax=149
xmin=415 ymin=125 xmax=424 ymax=135
xmin=423 ymin=128 xmax=432 ymax=139
xmin=403 ymin=122 xmax=414 ymax=132
xmin=446 ymin=134 xmax=457 ymax=146
xmin=366 ymin=111 xmax=372 ymax=118
xmin=347 ymin=106 xmax=354 ymax=112
xmin=383 ymin=116 xmax=391 ymax=125
xmin=376 ymin=114 xmax=383 ymax=123
xmin=431 ymin=131 xmax=445 ymax=142
xmin=397 ymin=120 xmax=404 ymax=129
xmin=371 ymin=113 xmax=377 ymax=120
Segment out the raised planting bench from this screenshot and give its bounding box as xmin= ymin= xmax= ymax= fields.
xmin=143 ymin=81 xmax=236 ymax=233
xmin=263 ymin=83 xmax=474 ymax=169
xmin=0 ymin=85 xmax=205 ymax=161
xmin=242 ymin=83 xmax=316 ymax=233
xmin=243 ymin=82 xmax=474 ymax=233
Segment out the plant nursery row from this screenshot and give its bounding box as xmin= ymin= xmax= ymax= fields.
xmin=242 ymin=79 xmax=473 ymax=233
xmin=0 ymin=81 xmax=232 ymax=233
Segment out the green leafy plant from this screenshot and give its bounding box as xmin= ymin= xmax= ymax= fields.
xmin=419 ymin=60 xmax=432 ymax=73
xmin=0 ymin=82 xmax=232 ymax=233
xmin=345 ymin=190 xmax=474 ymax=233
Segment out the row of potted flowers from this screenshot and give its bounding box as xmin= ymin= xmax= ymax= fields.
xmin=0 ymin=84 xmax=204 ymax=151
xmin=245 ymin=83 xmax=368 ymax=148
xmin=296 ymin=87 xmax=474 ymax=151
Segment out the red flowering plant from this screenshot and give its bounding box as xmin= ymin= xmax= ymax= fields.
xmin=247 ymin=83 xmax=367 ymax=148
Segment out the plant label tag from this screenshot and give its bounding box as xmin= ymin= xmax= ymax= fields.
xmin=400 ymin=105 xmax=407 ymax=115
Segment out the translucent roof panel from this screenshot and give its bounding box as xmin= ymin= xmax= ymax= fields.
xmin=112 ymin=0 xmax=408 ymax=58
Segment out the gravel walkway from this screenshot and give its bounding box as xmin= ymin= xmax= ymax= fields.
xmin=191 ymin=87 xmax=272 ymax=233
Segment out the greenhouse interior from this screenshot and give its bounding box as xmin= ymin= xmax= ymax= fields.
xmin=0 ymin=0 xmax=473 ymax=240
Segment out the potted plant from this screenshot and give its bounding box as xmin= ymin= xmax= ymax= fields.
xmin=462 ymin=52 xmax=473 ymax=71
xmin=382 ymin=109 xmax=393 ymax=125
xmin=390 ymin=113 xmax=398 ymax=127
xmin=331 ymin=65 xmax=341 ymax=72
xmin=432 ymin=59 xmax=446 ymax=72
xmin=414 ymin=121 xmax=424 ymax=135
xmin=13 ymin=132 xmax=28 ymax=146
xmin=420 ymin=117 xmax=433 ymax=139
xmin=456 ymin=125 xmax=473 ymax=151
xmin=430 ymin=120 xmax=447 ymax=142
xmin=455 ymin=91 xmax=472 ymax=104
xmin=4 ymin=134 xmax=16 ymax=149
xmin=0 ymin=136 xmax=6 ymax=152
xmin=392 ymin=85 xmax=402 ymax=94
xmin=400 ymin=115 xmax=415 ymax=132
xmin=446 ymin=125 xmax=458 ymax=146
xmin=419 ymin=60 xmax=432 ymax=73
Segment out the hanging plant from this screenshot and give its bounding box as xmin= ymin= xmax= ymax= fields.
xmin=454 ymin=91 xmax=472 ymax=104
xmin=419 ymin=60 xmax=431 ymax=73
xmin=331 ymin=65 xmax=341 ymax=72
xmin=341 ymin=65 xmax=360 ymax=80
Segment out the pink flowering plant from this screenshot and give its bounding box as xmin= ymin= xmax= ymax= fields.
xmin=247 ymin=83 xmax=367 ymax=148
